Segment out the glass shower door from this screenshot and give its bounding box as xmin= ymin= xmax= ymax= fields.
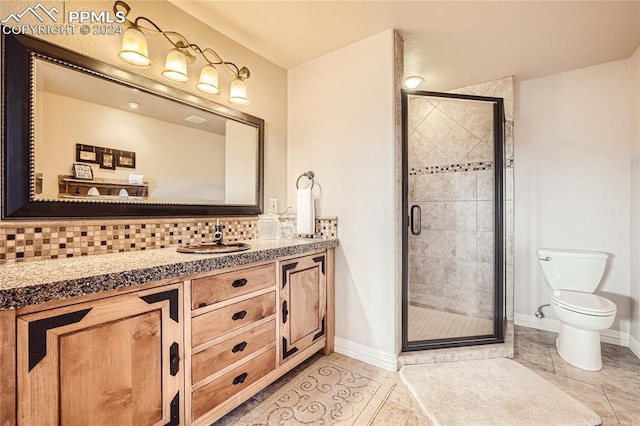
xmin=402 ymin=90 xmax=505 ymax=351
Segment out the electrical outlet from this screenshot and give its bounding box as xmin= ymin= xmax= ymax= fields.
xmin=269 ymin=198 xmax=278 ymax=212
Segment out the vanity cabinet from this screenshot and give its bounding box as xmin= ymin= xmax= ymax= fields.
xmin=280 ymin=253 xmax=327 ymax=364
xmin=188 ymin=263 xmax=278 ymax=423
xmin=1 ymin=246 xmax=335 ymax=426
xmin=185 ymin=251 xmax=333 ymax=425
xmin=15 ymin=282 xmax=184 ymax=426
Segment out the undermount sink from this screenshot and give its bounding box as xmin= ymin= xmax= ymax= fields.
xmin=176 ymin=242 xmax=251 ymax=254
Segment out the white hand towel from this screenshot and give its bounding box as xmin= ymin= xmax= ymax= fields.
xmin=296 ymin=188 xmax=315 ymax=235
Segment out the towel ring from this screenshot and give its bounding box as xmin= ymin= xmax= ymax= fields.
xmin=296 ymin=171 xmax=315 ymax=190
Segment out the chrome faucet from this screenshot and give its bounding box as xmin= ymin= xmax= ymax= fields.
xmin=213 ymin=219 xmax=223 ymax=245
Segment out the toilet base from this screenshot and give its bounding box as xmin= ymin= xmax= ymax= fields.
xmin=556 ymin=322 xmax=603 ymax=371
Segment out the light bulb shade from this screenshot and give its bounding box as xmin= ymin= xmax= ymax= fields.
xmin=229 ymin=78 xmax=249 ymax=105
xmin=403 ymin=75 xmax=425 ymax=89
xmin=118 ymin=27 xmax=151 ymax=67
xmin=162 ymin=48 xmax=189 ymax=83
xmin=196 ymin=64 xmax=219 ymax=95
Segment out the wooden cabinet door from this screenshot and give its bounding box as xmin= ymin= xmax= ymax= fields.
xmin=279 ymin=253 xmax=327 ymax=363
xmin=17 ymin=283 xmax=183 ymax=426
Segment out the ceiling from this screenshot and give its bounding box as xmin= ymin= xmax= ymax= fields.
xmin=170 ymin=1 xmax=640 ymax=91
xmin=37 ymin=59 xmax=227 ymax=135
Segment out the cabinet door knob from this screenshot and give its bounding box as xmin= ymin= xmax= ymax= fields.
xmin=232 ymin=341 xmax=248 ymax=353
xmin=232 ymin=278 xmax=248 ymax=288
xmin=282 ymin=300 xmax=289 ymax=324
xmin=169 ymin=342 xmax=180 ymax=376
xmin=232 ymin=372 xmax=248 ymax=385
xmin=231 ymin=310 xmax=247 ymax=321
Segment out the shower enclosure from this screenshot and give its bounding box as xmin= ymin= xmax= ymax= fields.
xmin=402 ymin=89 xmax=506 ymax=351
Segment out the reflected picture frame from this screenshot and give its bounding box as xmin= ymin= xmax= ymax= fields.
xmin=72 ymin=163 xmax=93 ymax=180
xmin=76 ymin=144 xmax=98 ymax=164
xmin=99 ymin=150 xmax=116 ymax=170
xmin=115 ymin=150 xmax=136 ymax=168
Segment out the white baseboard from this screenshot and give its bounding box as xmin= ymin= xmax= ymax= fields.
xmin=630 ymin=334 xmax=640 ymax=359
xmin=514 ymin=313 xmax=629 ymax=346
xmin=334 ymin=337 xmax=398 ymax=372
xmin=514 ymin=313 xmax=559 ymax=333
xmin=601 ymin=328 xmax=629 ymax=346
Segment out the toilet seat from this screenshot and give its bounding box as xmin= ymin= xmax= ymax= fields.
xmin=551 ymin=290 xmax=616 ymax=316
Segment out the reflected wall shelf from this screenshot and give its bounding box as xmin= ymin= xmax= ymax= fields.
xmin=58 ymin=175 xmax=148 ymax=199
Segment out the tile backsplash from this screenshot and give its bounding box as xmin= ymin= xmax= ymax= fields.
xmin=0 ymin=216 xmax=338 ymax=264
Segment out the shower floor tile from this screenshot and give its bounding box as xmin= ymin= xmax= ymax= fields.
xmin=408 ymin=305 xmax=493 ymax=340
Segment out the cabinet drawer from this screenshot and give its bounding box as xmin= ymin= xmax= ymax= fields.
xmin=192 ymin=263 xmax=275 ymax=309
xmin=191 ymin=320 xmax=275 ymax=384
xmin=192 ymin=292 xmax=275 ymax=347
xmin=192 ymin=347 xmax=276 ymax=420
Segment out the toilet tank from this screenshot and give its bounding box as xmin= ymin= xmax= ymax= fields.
xmin=537 ymin=249 xmax=608 ymax=292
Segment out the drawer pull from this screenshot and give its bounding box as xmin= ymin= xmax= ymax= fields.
xmin=232 ymin=372 xmax=248 ymax=385
xmin=232 ymin=341 xmax=248 ymax=353
xmin=231 ymin=310 xmax=247 ymax=321
xmin=232 ymin=278 xmax=248 ymax=288
xmin=198 ymin=302 xmax=207 ymax=308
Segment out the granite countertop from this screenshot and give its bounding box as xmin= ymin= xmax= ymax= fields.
xmin=0 ymin=238 xmax=339 ymax=310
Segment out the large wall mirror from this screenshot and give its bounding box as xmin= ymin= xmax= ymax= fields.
xmin=2 ymin=33 xmax=264 ymax=218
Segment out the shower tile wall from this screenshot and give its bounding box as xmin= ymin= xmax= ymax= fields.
xmin=408 ymin=77 xmax=514 ymax=320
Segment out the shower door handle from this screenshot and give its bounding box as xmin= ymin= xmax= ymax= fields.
xmin=410 ymin=205 xmax=421 ymax=235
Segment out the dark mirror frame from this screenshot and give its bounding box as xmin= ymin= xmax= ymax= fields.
xmin=1 ymin=32 xmax=264 ymax=219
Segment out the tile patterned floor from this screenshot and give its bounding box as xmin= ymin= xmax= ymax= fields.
xmin=513 ymin=326 xmax=640 ymax=425
xmin=216 ymin=326 xmax=640 ymax=425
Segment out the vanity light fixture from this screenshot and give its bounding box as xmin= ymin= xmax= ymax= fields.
xmin=403 ymin=75 xmax=425 ymax=89
xmin=229 ymin=78 xmax=249 ymax=105
xmin=196 ymin=64 xmax=219 ymax=95
xmin=162 ymin=48 xmax=189 ymax=83
xmin=118 ymin=26 xmax=151 ymax=67
xmin=114 ymin=1 xmax=251 ymax=104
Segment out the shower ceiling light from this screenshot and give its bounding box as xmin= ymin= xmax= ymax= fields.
xmin=114 ymin=0 xmax=251 ymax=105
xmin=404 ymin=76 xmax=425 ymax=89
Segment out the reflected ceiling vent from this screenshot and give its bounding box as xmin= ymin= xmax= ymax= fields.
xmin=185 ymin=115 xmax=207 ymax=124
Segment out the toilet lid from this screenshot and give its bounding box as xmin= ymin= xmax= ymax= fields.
xmin=551 ymin=290 xmax=617 ymax=316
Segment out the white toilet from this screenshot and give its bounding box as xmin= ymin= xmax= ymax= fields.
xmin=537 ymin=248 xmax=617 ymax=371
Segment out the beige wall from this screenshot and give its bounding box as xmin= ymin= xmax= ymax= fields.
xmin=514 ymin=59 xmax=633 ymax=335
xmin=630 ymin=46 xmax=640 ymax=347
xmin=225 ymin=119 xmax=257 ymax=204
xmin=288 ymin=30 xmax=397 ymax=367
xmin=0 ymin=0 xmax=288 ymax=217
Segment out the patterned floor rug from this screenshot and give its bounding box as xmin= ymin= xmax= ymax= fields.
xmin=400 ymin=358 xmax=601 ymax=426
xmin=237 ymin=356 xmax=395 ymax=425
